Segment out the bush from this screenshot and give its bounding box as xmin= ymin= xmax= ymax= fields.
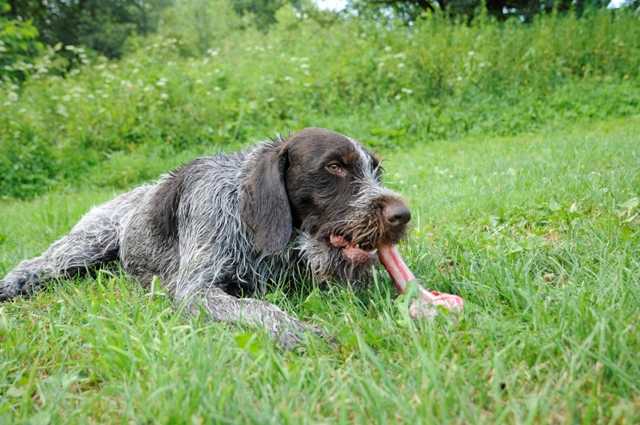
xmin=0 ymin=8 xmax=639 ymax=199
xmin=149 ymin=0 xmax=247 ymax=56
xmin=0 ymin=130 xmax=58 ymax=198
xmin=0 ymin=0 xmax=42 ymax=81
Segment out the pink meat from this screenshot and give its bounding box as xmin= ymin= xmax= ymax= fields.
xmin=377 ymin=244 xmax=463 ymax=317
xmin=330 ymin=234 xmax=375 ymax=265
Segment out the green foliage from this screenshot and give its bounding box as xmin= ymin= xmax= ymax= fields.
xmin=0 ymin=119 xmax=639 ymax=423
xmin=0 ymin=0 xmax=42 ymax=81
xmin=7 ymin=0 xmax=172 ymax=58
xmin=231 ymin=0 xmax=289 ymax=27
xmin=0 ymin=131 xmax=58 ymax=198
xmin=1 ymin=10 xmax=639 ymax=199
xmin=150 ymin=0 xmax=247 ymax=56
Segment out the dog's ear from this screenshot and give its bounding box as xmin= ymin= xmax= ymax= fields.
xmin=240 ymin=143 xmax=292 ymax=255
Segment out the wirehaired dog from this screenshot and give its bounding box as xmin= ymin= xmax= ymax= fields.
xmin=0 ymin=128 xmax=411 ymax=348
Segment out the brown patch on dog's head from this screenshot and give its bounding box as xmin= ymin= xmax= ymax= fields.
xmin=285 ymin=128 xmax=409 ymax=247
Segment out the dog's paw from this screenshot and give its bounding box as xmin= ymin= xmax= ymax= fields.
xmin=275 ymin=320 xmax=335 ymax=351
xmin=276 ymin=327 xmax=305 ymax=350
xmin=0 ymin=279 xmax=17 ymax=302
xmin=0 ymin=273 xmax=34 ymax=302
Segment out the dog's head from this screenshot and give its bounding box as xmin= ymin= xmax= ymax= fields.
xmin=241 ymin=128 xmax=410 ymax=282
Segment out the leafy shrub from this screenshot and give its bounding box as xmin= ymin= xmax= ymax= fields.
xmin=147 ymin=0 xmax=247 ymax=56
xmin=0 ymin=0 xmax=42 ymax=81
xmin=0 ymin=130 xmax=58 ymax=198
xmin=0 ymin=8 xmax=639 ymax=199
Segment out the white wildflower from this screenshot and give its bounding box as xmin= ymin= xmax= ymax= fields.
xmin=56 ymin=105 xmax=68 ymax=117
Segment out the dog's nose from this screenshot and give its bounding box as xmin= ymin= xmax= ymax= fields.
xmin=383 ymin=201 xmax=411 ymax=227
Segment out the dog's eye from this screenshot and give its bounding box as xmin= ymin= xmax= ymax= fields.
xmin=325 ymin=162 xmax=346 ymax=177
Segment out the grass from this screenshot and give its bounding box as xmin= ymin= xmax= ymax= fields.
xmin=1 ymin=115 xmax=639 ymax=424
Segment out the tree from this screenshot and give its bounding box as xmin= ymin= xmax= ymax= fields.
xmin=230 ymin=0 xmax=303 ymax=28
xmin=352 ymin=0 xmax=611 ymax=21
xmin=6 ymin=0 xmax=172 ymax=58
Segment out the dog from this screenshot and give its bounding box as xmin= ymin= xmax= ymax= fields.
xmin=0 ymin=128 xmax=411 ymax=348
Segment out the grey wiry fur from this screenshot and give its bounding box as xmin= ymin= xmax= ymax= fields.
xmin=0 ymin=128 xmax=409 ymax=348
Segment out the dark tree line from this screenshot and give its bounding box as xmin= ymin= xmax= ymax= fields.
xmin=6 ymin=0 xmax=172 ymax=58
xmin=2 ymin=0 xmax=304 ymax=59
xmin=354 ymin=0 xmax=612 ymax=21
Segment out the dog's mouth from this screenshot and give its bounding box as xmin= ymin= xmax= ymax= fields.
xmin=310 ymin=212 xmax=408 ymax=268
xmin=327 ymin=234 xmax=378 ymax=265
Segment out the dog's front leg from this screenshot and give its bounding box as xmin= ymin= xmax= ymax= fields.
xmin=177 ymin=287 xmax=326 ymax=350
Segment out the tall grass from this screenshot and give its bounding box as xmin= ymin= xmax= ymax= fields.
xmin=1 ymin=118 xmax=638 ymax=424
xmin=1 ymin=10 xmax=639 ymax=198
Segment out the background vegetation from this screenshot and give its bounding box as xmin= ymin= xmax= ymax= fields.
xmin=1 ymin=0 xmax=639 ymax=199
xmin=0 ymin=0 xmax=639 ymax=423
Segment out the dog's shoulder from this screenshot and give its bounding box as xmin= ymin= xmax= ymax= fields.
xmin=146 ymin=149 xmax=249 ymax=242
xmin=148 ymin=157 xmax=213 ymax=241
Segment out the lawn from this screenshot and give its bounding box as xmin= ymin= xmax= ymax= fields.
xmin=0 ymin=116 xmax=639 ymax=424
